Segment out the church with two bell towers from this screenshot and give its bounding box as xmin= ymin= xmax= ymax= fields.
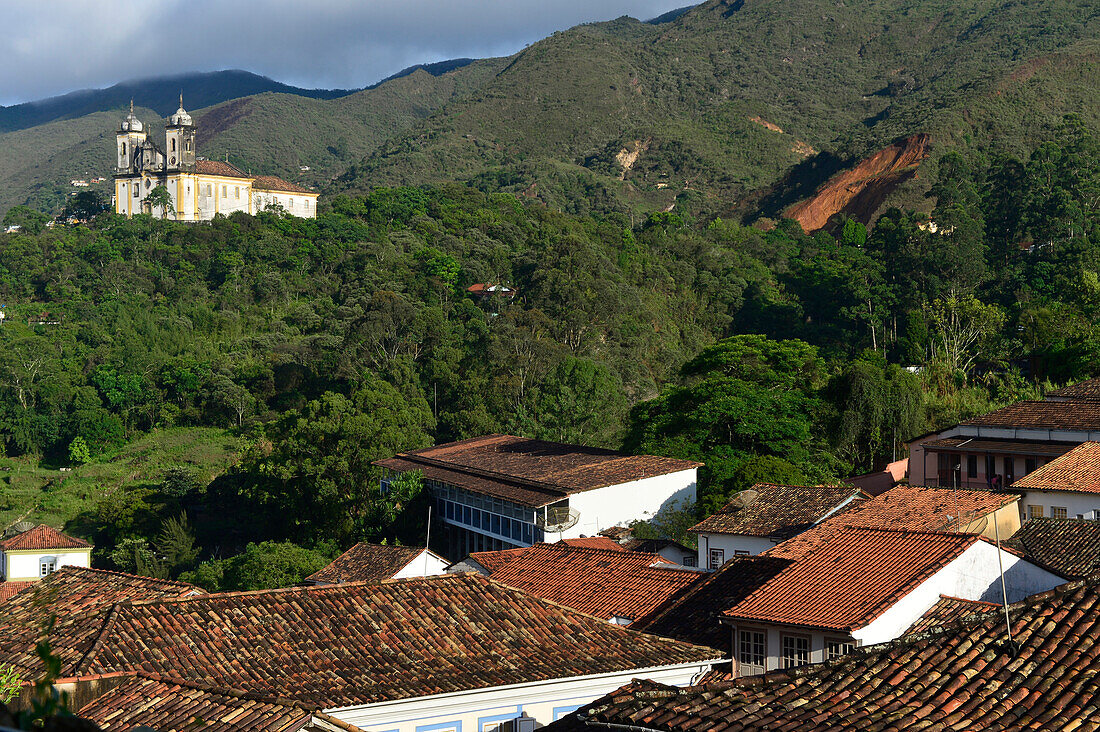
xmin=113 ymin=98 xmax=318 ymax=221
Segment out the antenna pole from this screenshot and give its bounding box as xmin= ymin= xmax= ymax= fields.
xmin=994 ymin=516 xmax=1014 ymax=645
xmin=423 ymin=504 xmax=432 ymax=577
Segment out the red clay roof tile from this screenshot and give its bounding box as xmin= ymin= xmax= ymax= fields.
xmin=303 ymin=543 xmax=428 ymax=584
xmin=251 ymin=175 xmax=313 ymax=194
xmin=488 ymin=543 xmax=702 ymax=623
xmin=689 ymin=483 xmax=864 ymax=537
xmin=962 ymin=400 xmax=1100 ymax=431
xmin=0 ymin=524 xmax=91 ymax=550
xmin=82 ymin=574 xmax=721 ymax=708
xmin=377 ymin=434 xmax=701 ymax=508
xmin=1005 ymin=517 xmax=1100 ymax=578
xmin=194 ymin=160 xmax=250 ymax=178
xmin=1047 ymin=377 xmax=1100 ymax=401
xmin=904 ymin=594 xmax=1000 ymax=634
xmin=566 ymin=577 xmax=1100 ymax=730
xmin=1011 ymin=441 xmax=1100 ymax=494
xmin=0 ymin=581 xmax=34 ymax=602
xmin=725 ymin=527 xmax=980 ymax=631
xmin=0 ymin=566 xmax=202 ymax=676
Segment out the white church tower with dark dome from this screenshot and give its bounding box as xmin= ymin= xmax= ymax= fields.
xmin=113 ymin=98 xmax=318 ymax=221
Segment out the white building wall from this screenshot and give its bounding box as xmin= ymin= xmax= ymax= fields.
xmin=854 ymin=541 xmax=1064 ymax=646
xmin=391 ymin=550 xmax=449 ymax=579
xmin=696 ymin=533 xmax=775 ymax=566
xmin=561 ymin=469 xmax=697 ymax=539
xmin=3 ymin=549 xmax=91 ymax=581
xmin=1020 ymin=490 xmax=1100 ymax=521
xmin=254 ymin=191 xmax=318 ymax=218
xmin=326 ymin=660 xmax=718 ymax=731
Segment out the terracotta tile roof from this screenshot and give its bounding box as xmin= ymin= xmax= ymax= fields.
xmin=83 ymin=574 xmax=722 ymax=707
xmin=620 ymin=537 xmax=695 ymax=557
xmin=599 ymin=526 xmax=633 ymax=541
xmin=194 ymin=160 xmax=250 ymax=178
xmin=0 ymin=566 xmax=202 ymax=676
xmin=634 ymin=556 xmax=792 ymax=649
xmin=303 ymin=542 xmax=426 ymax=584
xmin=78 ymin=674 xmax=361 ymax=732
xmin=1012 ymin=441 xmax=1100 ymax=494
xmin=962 ymin=399 xmax=1100 ymax=431
xmin=904 ymin=594 xmax=1000 ymax=634
xmin=689 ymin=483 xmax=864 ymax=538
xmin=725 ymin=527 xmax=981 ymax=631
xmin=463 ymin=546 xmax=530 ymax=573
xmin=0 ymin=524 xmax=91 ymax=550
xmin=488 ymin=543 xmax=702 ymax=623
xmin=1047 ymin=377 xmax=1100 ymax=401
xmin=922 ymin=436 xmax=1075 ymax=457
xmin=377 ymin=434 xmax=701 ymax=508
xmin=1005 ymin=517 xmax=1100 ymax=578
xmin=564 ymin=577 xmax=1100 ymax=731
xmin=560 ymin=536 xmax=627 ymax=551
xmin=252 ymin=175 xmax=313 ymax=194
xmin=0 ymin=581 xmax=34 ymax=602
xmin=767 ymin=484 xmax=1019 ymax=559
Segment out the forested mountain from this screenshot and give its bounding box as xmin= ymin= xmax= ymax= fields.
xmin=0 ymin=60 xmax=506 ymax=215
xmin=0 ymin=70 xmax=356 ymax=133
xmin=344 ymin=0 xmax=1098 ymax=224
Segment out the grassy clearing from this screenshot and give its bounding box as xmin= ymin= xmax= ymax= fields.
xmin=0 ymin=427 xmax=239 ymax=537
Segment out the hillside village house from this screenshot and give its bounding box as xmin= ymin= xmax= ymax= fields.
xmin=689 ymin=483 xmax=867 ymax=564
xmin=1009 ymin=440 xmax=1100 ymax=521
xmin=0 ymin=524 xmax=91 ymax=600
xmin=376 ymin=435 xmax=701 ymax=559
xmin=113 ymin=99 xmax=318 ymax=220
xmin=717 ymin=526 xmax=1062 ymax=676
xmin=908 ymin=378 xmax=1100 ymax=489
xmin=553 ymin=577 xmax=1100 ymax=731
xmin=0 ymin=570 xmax=721 ymax=731
xmin=302 ymin=542 xmax=447 ymax=584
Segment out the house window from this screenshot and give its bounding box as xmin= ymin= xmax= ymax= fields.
xmin=738 ymin=629 xmax=766 ymax=676
xmin=1025 ymin=457 xmax=1037 ymax=474
xmin=682 ymin=555 xmax=697 ymax=567
xmin=781 ymin=635 xmax=810 ymax=669
xmin=1028 ymin=505 xmax=1044 ymax=520
xmin=1052 ymin=506 xmax=1068 ymax=519
xmin=967 ymin=455 xmax=977 ymax=478
xmin=825 ymin=638 xmax=854 ymax=660
xmin=289 ymin=198 xmax=295 ymax=209
xmin=40 ymin=558 xmax=57 ymax=577
xmin=734 ymin=550 xmax=750 ymax=556
xmin=709 ymin=548 xmax=725 ymax=569
xmin=986 ymin=455 xmax=997 ymax=479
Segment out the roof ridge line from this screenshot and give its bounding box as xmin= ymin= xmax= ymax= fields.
xmin=54 ymin=565 xmax=200 ymax=589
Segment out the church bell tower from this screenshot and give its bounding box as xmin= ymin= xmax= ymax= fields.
xmin=117 ymin=100 xmax=146 ymax=173
xmin=165 ymin=95 xmax=196 ymax=171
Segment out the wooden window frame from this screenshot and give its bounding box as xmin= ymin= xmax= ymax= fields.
xmin=737 ymin=627 xmax=767 ymax=676
xmin=780 ymin=633 xmax=811 ymax=669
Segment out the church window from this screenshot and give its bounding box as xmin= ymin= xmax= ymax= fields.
xmin=121 ymin=143 xmax=126 ymax=156
xmin=170 ymin=156 xmax=176 ymax=165
xmin=234 ymin=187 xmax=240 ymax=200
xmin=222 ymin=185 xmax=227 ymax=198
xmin=171 ymin=139 xmax=176 ymax=152
xmin=289 ymin=198 xmax=294 ymax=209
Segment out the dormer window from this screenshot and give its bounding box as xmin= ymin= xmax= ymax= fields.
xmin=40 ymin=557 xmax=57 ymax=577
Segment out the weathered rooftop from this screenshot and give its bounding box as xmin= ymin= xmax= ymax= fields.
xmin=0 ymin=524 xmax=91 ymax=551
xmin=962 ymin=400 xmax=1100 ymax=431
xmin=487 ymin=543 xmax=702 ymax=623
xmin=688 ymin=483 xmax=864 ymax=538
xmin=1011 ymin=441 xmax=1100 ymax=494
xmin=82 ymin=573 xmax=721 ymax=708
xmin=377 ymin=434 xmax=700 ymax=508
xmin=303 ymin=542 xmax=428 ymax=584
xmin=562 ymin=577 xmax=1100 ymax=730
xmin=1005 ymin=517 xmax=1100 ymax=578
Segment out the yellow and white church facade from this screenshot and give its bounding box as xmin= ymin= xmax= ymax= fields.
xmin=113 ymin=99 xmax=318 ymax=220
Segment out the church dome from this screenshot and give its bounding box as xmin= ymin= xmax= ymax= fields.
xmin=120 ymin=100 xmax=143 ymax=132
xmin=168 ymin=95 xmax=193 ymax=127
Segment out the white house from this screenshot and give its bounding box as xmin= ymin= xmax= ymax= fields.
xmin=721 ymin=525 xmax=1064 ymax=676
xmin=376 ymin=435 xmax=701 ymax=560
xmin=0 ymin=524 xmax=91 ymax=585
xmin=303 ymin=542 xmax=448 ymax=585
xmin=1010 ymin=441 xmax=1100 ymax=522
xmin=689 ymin=483 xmax=866 ymax=566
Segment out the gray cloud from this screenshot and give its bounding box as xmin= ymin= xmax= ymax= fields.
xmin=1 ymin=1 xmax=691 ymax=105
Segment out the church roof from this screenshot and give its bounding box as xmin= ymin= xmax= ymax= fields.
xmin=195 ymin=160 xmax=250 ymax=179
xmin=252 ymin=176 xmax=314 ymax=194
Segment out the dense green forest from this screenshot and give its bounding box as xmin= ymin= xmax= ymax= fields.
xmin=0 ymin=115 xmax=1095 ymax=588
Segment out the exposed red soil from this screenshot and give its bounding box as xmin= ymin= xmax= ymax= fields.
xmin=785 ymin=133 xmax=931 ymax=232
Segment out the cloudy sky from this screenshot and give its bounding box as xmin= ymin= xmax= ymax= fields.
xmin=2 ymin=1 xmax=693 ymax=106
